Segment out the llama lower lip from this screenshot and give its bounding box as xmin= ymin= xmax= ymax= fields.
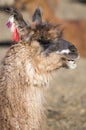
xmin=6 ymin=21 xmax=12 ymax=28
xmin=67 ymin=60 xmax=77 ymax=69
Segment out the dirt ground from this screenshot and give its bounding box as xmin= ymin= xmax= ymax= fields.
xmin=0 ymin=47 xmax=86 ymax=130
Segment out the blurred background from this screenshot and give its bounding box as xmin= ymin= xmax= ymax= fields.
xmin=0 ymin=0 xmax=86 ymax=130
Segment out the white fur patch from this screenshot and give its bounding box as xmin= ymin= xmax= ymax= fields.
xmin=8 ymin=16 xmax=15 ymax=32
xmin=9 ymin=16 xmax=14 ymax=23
xmin=56 ymin=49 xmax=70 ymax=54
xmin=67 ymin=61 xmax=77 ymax=69
xmin=10 ymin=23 xmax=15 ymax=32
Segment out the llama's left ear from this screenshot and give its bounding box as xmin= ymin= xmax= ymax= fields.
xmin=32 ymin=7 xmax=43 ymax=24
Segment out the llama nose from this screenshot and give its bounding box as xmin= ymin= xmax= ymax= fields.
xmin=69 ymin=45 xmax=77 ymax=53
xmin=56 ymin=39 xmax=79 ymax=59
xmin=68 ymin=45 xmax=79 ymax=59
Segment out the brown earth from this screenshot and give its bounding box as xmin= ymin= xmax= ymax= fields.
xmin=0 ymin=47 xmax=86 ymax=130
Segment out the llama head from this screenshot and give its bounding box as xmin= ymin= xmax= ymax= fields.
xmin=26 ymin=8 xmax=79 ymax=72
xmin=2 ymin=6 xmax=79 ymax=72
xmin=29 ymin=31 xmax=79 ymax=72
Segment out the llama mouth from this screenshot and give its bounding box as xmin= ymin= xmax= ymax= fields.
xmin=66 ymin=59 xmax=77 ymax=69
xmin=66 ymin=53 xmax=80 ymax=69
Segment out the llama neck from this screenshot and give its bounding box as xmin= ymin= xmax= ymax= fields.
xmin=25 ymin=86 xmax=46 ymax=130
xmin=8 ymin=71 xmax=47 ymax=130
xmin=0 ymin=44 xmax=49 ymax=130
xmin=24 ymin=61 xmax=49 ymax=130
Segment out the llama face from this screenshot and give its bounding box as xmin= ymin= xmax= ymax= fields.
xmin=39 ymin=38 xmax=79 ymax=69
xmin=30 ymin=37 xmax=79 ymax=71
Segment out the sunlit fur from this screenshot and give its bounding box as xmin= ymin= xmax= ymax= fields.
xmin=0 ymin=7 xmax=79 ymax=130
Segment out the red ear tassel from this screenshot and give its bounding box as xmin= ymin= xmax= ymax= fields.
xmin=12 ymin=28 xmax=20 ymax=42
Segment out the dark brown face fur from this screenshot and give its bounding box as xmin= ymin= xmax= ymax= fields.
xmin=1 ymin=6 xmax=79 ymax=70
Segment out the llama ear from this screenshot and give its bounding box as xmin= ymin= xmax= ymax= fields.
xmin=0 ymin=6 xmax=19 ymax=16
xmin=0 ymin=6 xmax=13 ymax=13
xmin=32 ymin=7 xmax=43 ymax=24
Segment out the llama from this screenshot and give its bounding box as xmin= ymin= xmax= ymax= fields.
xmin=0 ymin=7 xmax=79 ymax=130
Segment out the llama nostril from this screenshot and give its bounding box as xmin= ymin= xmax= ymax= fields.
xmin=69 ymin=45 xmax=77 ymax=53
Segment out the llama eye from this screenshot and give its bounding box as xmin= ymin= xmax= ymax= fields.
xmin=39 ymin=39 xmax=51 ymax=50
